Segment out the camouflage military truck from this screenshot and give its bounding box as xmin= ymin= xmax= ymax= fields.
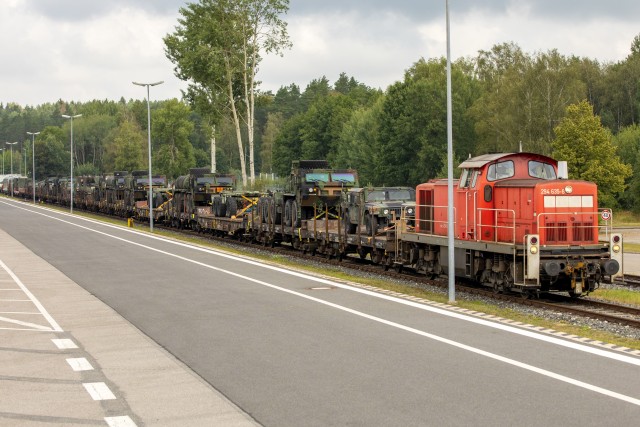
xmin=125 ymin=170 xmax=168 ymax=217
xmin=262 ymin=160 xmax=358 ymax=227
xmin=169 ymin=168 xmax=235 ymax=228
xmin=341 ymin=186 xmax=416 ymax=236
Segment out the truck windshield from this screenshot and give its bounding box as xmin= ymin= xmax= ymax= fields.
xmin=331 ymin=173 xmax=356 ymax=184
xmin=306 ymin=173 xmax=329 ymax=183
xmin=388 ymin=189 xmax=415 ymax=201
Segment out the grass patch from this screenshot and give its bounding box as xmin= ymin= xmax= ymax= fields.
xmin=614 ymin=210 xmax=640 ymax=226
xmin=590 ymin=288 xmax=640 ymax=306
xmin=624 ymin=242 xmax=640 ymax=253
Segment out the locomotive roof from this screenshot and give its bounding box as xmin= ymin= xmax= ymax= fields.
xmin=458 ymin=152 xmax=556 ymax=169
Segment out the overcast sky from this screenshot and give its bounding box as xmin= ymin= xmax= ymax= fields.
xmin=2 ymin=0 xmax=639 ymax=107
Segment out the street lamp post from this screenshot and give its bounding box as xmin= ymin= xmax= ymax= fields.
xmin=6 ymin=142 xmax=18 ymax=174
xmin=62 ymin=114 xmax=82 ymax=213
xmin=133 ymin=80 xmax=164 ymax=232
xmin=0 ymin=148 xmax=4 ymax=175
xmin=6 ymin=142 xmax=18 ymax=197
xmin=27 ymin=131 xmax=40 ymax=204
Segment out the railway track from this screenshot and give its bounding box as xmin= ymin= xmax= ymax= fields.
xmin=11 ymin=199 xmax=640 ymax=332
xmin=167 ymin=223 xmax=640 ymax=331
xmin=616 ymin=273 xmax=640 ymax=289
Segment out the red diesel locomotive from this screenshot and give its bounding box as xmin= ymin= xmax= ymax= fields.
xmin=396 ymin=152 xmax=622 ymax=297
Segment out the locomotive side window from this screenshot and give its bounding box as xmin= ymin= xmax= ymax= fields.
xmin=486 ymin=161 xmax=514 ymax=181
xmin=528 ymin=161 xmax=557 ymax=179
xmin=470 ymin=170 xmax=479 ymax=188
xmin=459 ymin=169 xmax=471 ymax=188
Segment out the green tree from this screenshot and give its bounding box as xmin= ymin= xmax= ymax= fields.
xmin=34 ymin=126 xmax=67 ymax=178
xmin=375 ymin=58 xmax=478 ymax=186
xmin=613 ymin=124 xmax=640 ymax=210
xmin=552 ymin=100 xmax=632 ymax=207
xmin=471 ymin=44 xmax=584 ymax=155
xmin=104 ymin=119 xmax=145 ymax=172
xmin=335 ymin=97 xmax=385 ymax=185
xmin=165 ymin=0 xmax=291 ymax=186
xmin=152 ymin=99 xmax=196 ymax=179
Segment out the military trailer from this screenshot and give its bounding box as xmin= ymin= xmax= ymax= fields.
xmin=342 ymin=186 xmax=416 ymax=236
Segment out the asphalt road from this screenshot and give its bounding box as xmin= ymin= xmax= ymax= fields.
xmin=2 ymin=198 xmax=640 ymax=426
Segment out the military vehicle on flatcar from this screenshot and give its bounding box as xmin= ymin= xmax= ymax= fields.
xmin=261 ymin=160 xmax=358 ymax=227
xmin=342 ymin=186 xmax=416 ymax=236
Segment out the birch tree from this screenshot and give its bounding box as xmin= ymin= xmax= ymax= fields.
xmin=164 ymin=0 xmax=290 ymax=187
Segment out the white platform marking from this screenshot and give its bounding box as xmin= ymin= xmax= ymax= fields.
xmin=66 ymin=357 xmax=93 ymax=371
xmin=0 ymin=258 xmax=63 ymax=331
xmin=105 ymin=416 xmax=137 ymax=427
xmin=83 ymin=382 xmax=116 ymax=400
xmin=52 ymin=338 xmax=78 ymax=349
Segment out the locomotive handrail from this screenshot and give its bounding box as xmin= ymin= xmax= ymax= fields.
xmin=476 ymin=208 xmax=516 ymax=244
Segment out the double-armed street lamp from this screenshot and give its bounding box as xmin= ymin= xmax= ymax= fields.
xmin=62 ymin=114 xmax=82 ymax=213
xmin=133 ymin=80 xmax=163 ymax=232
xmin=6 ymin=141 xmax=18 ymax=174
xmin=27 ymin=131 xmax=40 ymax=204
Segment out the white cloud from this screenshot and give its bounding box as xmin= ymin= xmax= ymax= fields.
xmin=1 ymin=1 xmax=638 ymax=106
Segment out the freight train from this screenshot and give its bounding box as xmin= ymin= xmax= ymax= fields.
xmin=1 ymin=152 xmax=623 ymax=298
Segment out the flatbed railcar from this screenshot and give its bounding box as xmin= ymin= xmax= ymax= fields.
xmin=15 ymin=152 xmax=623 ymax=298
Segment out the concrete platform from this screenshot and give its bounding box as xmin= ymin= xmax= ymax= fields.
xmin=0 ymin=228 xmax=258 ymax=427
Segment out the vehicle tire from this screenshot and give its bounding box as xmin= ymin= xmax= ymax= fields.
xmin=226 ymin=197 xmax=237 ymax=217
xmin=284 ymin=200 xmax=292 ymax=226
xmin=292 ymin=200 xmax=300 ymax=227
xmin=365 ymin=214 xmax=377 ymax=236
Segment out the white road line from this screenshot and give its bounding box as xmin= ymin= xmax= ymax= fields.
xmin=52 ymin=338 xmax=78 ymax=349
xmin=0 ymin=258 xmax=63 ymax=332
xmin=83 ymin=382 xmax=116 ymax=400
xmin=5 ymin=200 xmax=640 ymax=406
xmin=66 ymin=357 xmax=94 ymax=371
xmin=0 ymin=299 xmax=32 ymax=302
xmin=105 ymin=416 xmax=138 ymax=427
xmin=0 ymin=315 xmax=53 ymax=331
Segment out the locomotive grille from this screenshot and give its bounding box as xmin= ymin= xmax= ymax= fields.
xmin=546 ymin=221 xmax=593 ymax=243
xmin=572 ymin=222 xmax=594 ymax=241
xmin=546 ymin=222 xmax=567 ymax=242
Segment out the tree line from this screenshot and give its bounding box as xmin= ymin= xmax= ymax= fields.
xmin=1 ymin=7 xmax=639 ymax=211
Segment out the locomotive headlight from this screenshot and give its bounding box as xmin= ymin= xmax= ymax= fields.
xmin=612 ymin=244 xmax=621 ymax=253
xmin=407 ymin=208 xmax=414 ymax=215
xmin=530 ymin=246 xmax=538 ymax=254
xmin=383 ymin=209 xmax=389 ymax=215
xmin=308 ymin=187 xmax=315 ymax=193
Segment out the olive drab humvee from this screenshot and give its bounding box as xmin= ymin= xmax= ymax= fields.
xmin=341 ymin=187 xmax=416 ymax=236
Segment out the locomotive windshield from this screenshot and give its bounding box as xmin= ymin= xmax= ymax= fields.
xmin=486 ymin=161 xmax=515 ymax=181
xmin=528 ymin=161 xmax=557 ymax=179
